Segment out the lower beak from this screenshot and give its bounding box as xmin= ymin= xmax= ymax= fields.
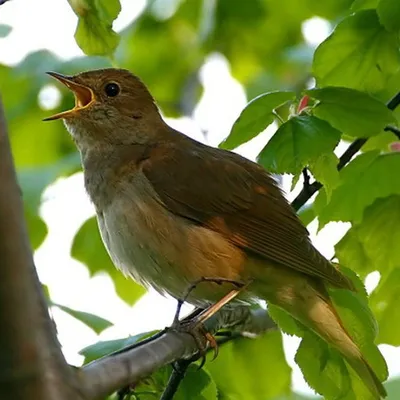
xmin=43 ymin=72 xmax=95 ymax=121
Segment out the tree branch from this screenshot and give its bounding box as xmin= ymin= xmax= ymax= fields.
xmin=0 ymin=97 xmax=81 ymax=399
xmin=78 ymin=306 xmax=276 ymax=399
xmin=160 ymin=359 xmax=193 ymax=400
xmin=384 ymin=125 xmax=400 ymax=140
xmin=292 ymin=90 xmax=400 ymax=211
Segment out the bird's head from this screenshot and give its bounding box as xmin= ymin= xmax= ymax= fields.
xmin=44 ymin=68 xmax=162 ymax=148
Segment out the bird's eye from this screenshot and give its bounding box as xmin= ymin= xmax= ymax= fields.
xmin=104 ymin=82 xmax=120 ymax=97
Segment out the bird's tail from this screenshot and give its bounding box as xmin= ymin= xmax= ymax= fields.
xmin=256 ymin=279 xmax=387 ymax=399
xmin=309 ymin=293 xmax=386 ymax=399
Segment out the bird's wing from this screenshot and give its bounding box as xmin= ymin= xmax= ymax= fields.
xmin=142 ymin=140 xmax=354 ymax=290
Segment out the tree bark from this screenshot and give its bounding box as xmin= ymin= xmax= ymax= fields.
xmin=79 ymin=306 xmax=275 ymax=399
xmin=0 ymin=97 xmax=82 ymax=400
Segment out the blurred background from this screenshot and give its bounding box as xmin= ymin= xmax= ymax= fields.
xmin=1 ymin=0 xmax=400 ymax=398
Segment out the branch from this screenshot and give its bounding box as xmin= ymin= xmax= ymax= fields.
xmin=292 ymin=90 xmax=400 ymax=211
xmin=78 ymin=306 xmax=276 ymax=399
xmin=0 ymin=97 xmax=81 ymax=399
xmin=384 ymin=125 xmax=400 ymax=140
xmin=160 ymin=359 xmax=193 ymax=400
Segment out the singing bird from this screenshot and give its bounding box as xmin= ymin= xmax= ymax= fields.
xmin=45 ymin=68 xmax=386 ymax=399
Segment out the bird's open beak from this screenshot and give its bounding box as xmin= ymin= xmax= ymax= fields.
xmin=43 ymin=72 xmax=95 ymax=121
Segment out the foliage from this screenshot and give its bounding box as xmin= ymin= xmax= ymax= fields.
xmin=2 ymin=0 xmax=400 ymax=398
xmin=68 ymin=0 xmax=121 ymax=57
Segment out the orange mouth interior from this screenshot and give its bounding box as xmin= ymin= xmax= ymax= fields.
xmin=43 ymin=72 xmax=95 ymax=121
xmin=71 ymin=84 xmax=93 ymax=109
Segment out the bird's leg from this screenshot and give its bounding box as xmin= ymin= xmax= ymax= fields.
xmin=173 ymin=277 xmax=246 ymax=324
xmin=170 ymin=277 xmax=250 ymax=366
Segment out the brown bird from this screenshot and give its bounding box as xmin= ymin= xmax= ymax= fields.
xmin=45 ymin=68 xmax=386 ymax=399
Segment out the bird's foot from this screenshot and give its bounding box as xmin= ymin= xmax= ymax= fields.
xmin=170 ymin=278 xmax=249 ymax=367
xmin=170 ymin=311 xmax=219 ymax=368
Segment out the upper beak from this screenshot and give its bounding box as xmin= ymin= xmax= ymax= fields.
xmin=43 ymin=72 xmax=95 ymax=121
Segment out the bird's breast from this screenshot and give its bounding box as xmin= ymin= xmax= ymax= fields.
xmin=96 ymin=171 xmax=249 ymax=306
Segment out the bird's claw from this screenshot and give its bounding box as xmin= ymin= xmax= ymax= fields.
xmin=170 ymin=317 xmax=219 ymax=368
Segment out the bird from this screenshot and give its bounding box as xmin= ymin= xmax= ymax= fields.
xmin=44 ymin=68 xmax=387 ymax=399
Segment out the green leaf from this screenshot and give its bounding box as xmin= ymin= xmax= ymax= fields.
xmin=268 ymin=304 xmax=305 ymax=337
xmin=314 ymin=152 xmax=400 ymax=227
xmin=80 ymin=332 xmax=154 ymax=363
xmin=18 ymin=154 xmax=81 ymax=212
xmin=128 ymin=364 xmax=217 ymax=400
xmin=296 ymin=325 xmax=386 ymax=399
xmin=41 ymin=284 xmax=51 ymax=302
xmin=330 ymin=290 xmax=377 ymax=348
xmin=175 ymin=365 xmax=218 ymax=400
xmin=71 ymin=217 xmax=146 ymax=305
xmin=295 ymin=332 xmax=351 ymax=399
xmin=361 ymin=130 xmax=399 ymax=152
xmin=75 ymin=16 xmax=120 ymax=57
xmin=133 ymin=365 xmax=172 ymax=399
xmin=258 ymin=115 xmax=341 ymax=175
xmin=118 ymin=2 xmax=204 ymax=116
xmin=313 ymin=10 xmax=400 ymax=93
xmin=18 ymin=154 xmax=81 ymax=249
xmin=354 ymin=196 xmax=400 ymax=273
xmin=207 ymin=332 xmax=291 ymax=399
xmin=309 ymin=153 xmax=340 ymax=201
xmin=25 ymin=209 xmax=48 ymax=250
xmin=338 ymin=266 xmax=370 ymax=300
xmin=211 ymin=0 xmax=310 ymax=83
xmin=378 ymin=0 xmax=400 ymax=31
xmin=290 ymin=171 xmax=302 ymax=192
xmin=220 ymin=91 xmax=295 ymax=150
xmin=336 ymin=195 xmax=400 ymax=282
xmin=303 ymin=0 xmax=354 ymax=19
xmin=0 ymin=24 xmax=12 ymax=38
xmin=370 ymin=268 xmax=400 ymax=345
xmin=351 ymin=0 xmax=380 ymax=11
xmin=307 ymin=87 xmax=395 ymax=138
xmin=297 ymin=204 xmax=316 ymax=226
xmin=11 ymin=110 xmax=76 ymax=167
xmin=53 ymin=304 xmax=113 ymax=335
xmin=68 ymin=0 xmax=121 ymax=56
xmin=335 ymin=228 xmax=376 ymax=278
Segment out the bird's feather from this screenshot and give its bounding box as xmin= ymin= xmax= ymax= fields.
xmin=141 ymin=135 xmax=355 ymax=291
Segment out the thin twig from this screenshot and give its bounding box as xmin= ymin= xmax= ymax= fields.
xmin=292 ymin=90 xmax=400 ymax=211
xmin=302 ymin=168 xmax=311 ymax=189
xmin=160 ymin=359 xmax=193 ymax=400
xmin=384 ymin=125 xmax=400 ymax=140
xmin=386 ymin=91 xmax=400 ymax=110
